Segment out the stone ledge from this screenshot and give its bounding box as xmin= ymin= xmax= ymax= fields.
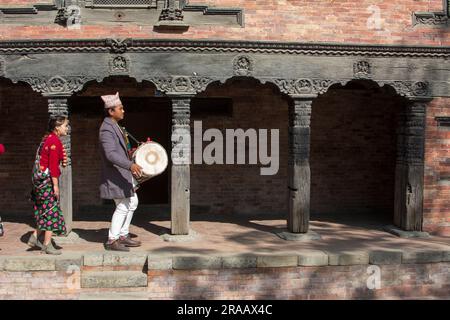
xmin=222 ymin=256 xmax=257 ymax=269
xmin=83 ymin=252 xmax=147 ymax=267
xmin=83 ymin=252 xmax=104 ymax=267
xmin=297 ymin=250 xmax=329 ymax=266
xmin=2 ymin=257 xmax=56 ymax=271
xmin=81 ymin=271 xmax=148 ymax=288
xmin=2 ymin=248 xmax=450 ymax=273
xmin=402 ymin=250 xmax=444 ymax=264
xmin=147 ymin=256 xmax=173 ymax=270
xmin=102 ymin=253 xmax=147 ymax=267
xmin=369 ymin=250 xmax=403 ymax=265
xmin=328 ymin=251 xmax=370 ymax=266
xmin=79 ymin=292 xmax=149 ymax=300
xmin=257 ymin=255 xmax=298 ymax=268
xmin=172 ymin=256 xmax=222 ymax=270
xmin=54 ymin=253 xmax=83 ymax=271
xmin=443 ymin=251 xmax=450 ymax=262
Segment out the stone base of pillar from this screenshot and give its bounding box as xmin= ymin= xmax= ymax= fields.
xmin=160 ymin=229 xmax=200 ymax=242
xmin=383 ymin=225 xmax=430 ymax=238
xmin=275 ymin=230 xmax=321 ymax=241
xmin=53 ymin=230 xmax=81 ymax=245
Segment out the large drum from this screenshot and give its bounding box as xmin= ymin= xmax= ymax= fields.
xmin=131 ymin=141 xmax=168 ymax=184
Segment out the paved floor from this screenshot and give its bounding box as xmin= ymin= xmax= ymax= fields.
xmin=1 ymin=212 xmax=449 ymax=256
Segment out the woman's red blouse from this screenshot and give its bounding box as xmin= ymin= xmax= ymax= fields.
xmin=39 ymin=134 xmax=65 ymax=178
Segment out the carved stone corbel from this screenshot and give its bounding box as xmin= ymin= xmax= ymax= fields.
xmin=147 ymin=75 xmax=216 ymax=95
xmin=105 ymin=38 xmax=133 ymax=54
xmin=154 ymin=0 xmax=189 ymax=31
xmin=273 ymin=78 xmax=335 ymax=96
xmin=19 ymin=76 xmax=89 ymax=96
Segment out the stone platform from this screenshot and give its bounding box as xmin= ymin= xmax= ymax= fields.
xmin=0 ymin=215 xmax=449 ymax=299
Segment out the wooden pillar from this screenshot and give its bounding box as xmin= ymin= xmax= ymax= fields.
xmin=47 ymin=96 xmax=73 ymax=234
xmin=170 ymin=95 xmax=191 ymax=235
xmin=394 ymin=99 xmax=428 ymax=231
xmin=287 ymin=96 xmax=314 ymax=233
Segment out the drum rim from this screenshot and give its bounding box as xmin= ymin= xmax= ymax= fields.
xmin=132 ymin=141 xmax=168 ymax=177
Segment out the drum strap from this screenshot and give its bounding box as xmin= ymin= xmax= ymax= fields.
xmin=116 ymin=124 xmax=132 ymax=159
xmin=122 ymin=128 xmax=141 ymax=145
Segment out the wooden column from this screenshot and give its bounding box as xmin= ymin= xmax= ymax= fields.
xmin=394 ymin=99 xmax=428 ymax=231
xmin=170 ymin=96 xmax=191 ymax=235
xmin=47 ymin=96 xmax=73 ymax=234
xmin=287 ymin=96 xmax=314 ymax=233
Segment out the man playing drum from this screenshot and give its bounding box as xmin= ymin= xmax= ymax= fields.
xmin=99 ymin=92 xmax=143 ymax=251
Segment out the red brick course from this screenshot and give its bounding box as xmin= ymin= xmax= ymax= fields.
xmin=0 ymin=1 xmax=449 ymax=45
xmin=146 ymin=263 xmax=450 ymax=299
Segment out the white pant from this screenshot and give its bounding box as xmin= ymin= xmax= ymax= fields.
xmin=108 ymin=193 xmax=139 ymax=240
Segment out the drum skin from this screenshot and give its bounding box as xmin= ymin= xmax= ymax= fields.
xmin=132 ymin=141 xmax=168 ymax=184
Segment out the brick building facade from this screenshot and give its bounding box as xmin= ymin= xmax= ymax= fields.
xmin=0 ymin=0 xmax=449 ymax=236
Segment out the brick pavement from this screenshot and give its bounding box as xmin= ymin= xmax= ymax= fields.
xmin=1 ymin=214 xmax=448 ymax=256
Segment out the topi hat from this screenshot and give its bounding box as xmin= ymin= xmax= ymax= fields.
xmin=101 ymin=92 xmax=122 ymax=108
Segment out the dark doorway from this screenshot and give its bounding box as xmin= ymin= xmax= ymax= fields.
xmin=310 ymin=80 xmax=406 ymax=226
xmin=70 ymin=96 xmax=171 ymax=205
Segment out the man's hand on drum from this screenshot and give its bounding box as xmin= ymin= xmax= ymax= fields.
xmin=130 ymin=163 xmax=143 ymax=178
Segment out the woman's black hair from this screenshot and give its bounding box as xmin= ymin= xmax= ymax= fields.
xmin=47 ymin=116 xmax=67 ymax=133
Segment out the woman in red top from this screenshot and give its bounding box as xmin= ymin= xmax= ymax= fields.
xmin=28 ymin=116 xmax=69 ymax=255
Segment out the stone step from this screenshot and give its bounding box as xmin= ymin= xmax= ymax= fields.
xmin=83 ymin=252 xmax=148 ymax=267
xmin=79 ymin=291 xmax=149 ymax=300
xmin=81 ymin=271 xmax=148 ymax=288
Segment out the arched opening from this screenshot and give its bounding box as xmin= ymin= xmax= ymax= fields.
xmin=191 ymin=76 xmax=290 ymax=217
xmin=310 ymin=79 xmax=408 ymax=226
xmin=0 ymin=77 xmax=49 ymax=218
xmin=69 ymin=76 xmax=172 ymax=216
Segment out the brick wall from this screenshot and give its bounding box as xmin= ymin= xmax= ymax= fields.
xmin=0 ymin=77 xmax=449 ymax=235
xmin=0 ymin=271 xmax=79 ymax=299
xmin=0 ymin=263 xmax=448 ymax=299
xmin=146 ymin=263 xmax=450 ymax=299
xmin=424 ymin=98 xmax=450 ymax=236
xmin=310 ymin=82 xmax=405 ymax=219
xmin=0 ymin=0 xmax=448 ymax=45
xmin=191 ymin=79 xmax=289 ymax=215
xmin=0 ymin=79 xmax=48 ymax=216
